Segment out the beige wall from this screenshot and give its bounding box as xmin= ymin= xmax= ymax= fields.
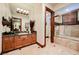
xmin=9 ymin=3 xmax=45 ymax=45
xmin=0 ymin=3 xmax=11 ymax=53
xmin=33 ymin=4 xmax=44 ymax=45
xmin=9 ymin=3 xmax=36 ymax=31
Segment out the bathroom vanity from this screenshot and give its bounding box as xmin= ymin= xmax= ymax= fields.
xmin=2 ymin=16 xmax=36 ymax=53
xmin=2 ymin=32 xmax=36 ymax=53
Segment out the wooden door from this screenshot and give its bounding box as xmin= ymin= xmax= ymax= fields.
xmin=45 ymin=7 xmax=54 ymax=45
xmin=51 ymin=16 xmax=54 ymax=42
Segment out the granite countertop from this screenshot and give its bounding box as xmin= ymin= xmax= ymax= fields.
xmin=2 ymin=31 xmax=36 ymax=36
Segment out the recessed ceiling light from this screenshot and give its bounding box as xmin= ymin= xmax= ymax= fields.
xmin=66 ymin=9 xmax=69 ymax=11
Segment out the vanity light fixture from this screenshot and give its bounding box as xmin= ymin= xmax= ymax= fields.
xmin=16 ymin=8 xmax=29 ymax=15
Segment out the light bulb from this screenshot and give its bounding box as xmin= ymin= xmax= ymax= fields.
xmin=26 ymin=10 xmax=29 ymax=15
xmin=17 ymin=8 xmax=20 ymax=11
xmin=23 ymin=10 xmax=26 ymax=13
xmin=20 ymin=9 xmax=23 ymax=13
xmin=16 ymin=8 xmax=20 ymax=13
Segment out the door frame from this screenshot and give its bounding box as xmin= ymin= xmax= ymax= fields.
xmin=44 ymin=6 xmax=55 ymax=47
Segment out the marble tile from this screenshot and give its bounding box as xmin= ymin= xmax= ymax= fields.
xmin=54 ymin=37 xmax=79 ymax=52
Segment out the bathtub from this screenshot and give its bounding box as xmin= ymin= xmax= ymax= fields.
xmin=54 ymin=35 xmax=79 ymax=51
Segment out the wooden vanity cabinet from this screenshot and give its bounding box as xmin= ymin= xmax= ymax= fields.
xmin=32 ymin=33 xmax=36 ymax=43
xmin=2 ymin=32 xmax=36 ymax=53
xmin=2 ymin=36 xmax=15 ymax=52
xmin=14 ymin=36 xmax=23 ymax=48
xmin=21 ymin=35 xmax=29 ymax=46
xmin=30 ymin=33 xmax=36 ymax=44
xmin=21 ymin=33 xmax=36 ymax=47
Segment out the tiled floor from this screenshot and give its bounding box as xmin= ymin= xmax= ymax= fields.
xmin=4 ymin=38 xmax=79 ymax=55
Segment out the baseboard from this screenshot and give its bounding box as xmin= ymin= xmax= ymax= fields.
xmin=0 ymin=52 xmax=2 ymax=55
xmin=36 ymin=42 xmax=45 ymax=48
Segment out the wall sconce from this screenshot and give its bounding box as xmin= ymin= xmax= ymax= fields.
xmin=16 ymin=8 xmax=29 ymax=15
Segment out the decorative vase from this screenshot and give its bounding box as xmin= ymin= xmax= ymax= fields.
xmin=30 ymin=20 xmax=35 ymax=33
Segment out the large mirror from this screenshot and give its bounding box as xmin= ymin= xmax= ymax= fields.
xmin=11 ymin=17 xmax=22 ymax=32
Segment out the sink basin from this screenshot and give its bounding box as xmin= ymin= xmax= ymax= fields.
xmin=18 ymin=33 xmax=28 ymax=35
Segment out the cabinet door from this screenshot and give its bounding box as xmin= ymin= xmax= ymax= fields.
xmin=2 ymin=36 xmax=14 ymax=52
xmin=15 ymin=36 xmax=23 ymax=48
xmin=21 ymin=35 xmax=28 ymax=46
xmin=9 ymin=36 xmax=15 ymax=50
xmin=31 ymin=33 xmax=36 ymax=43
xmin=27 ymin=35 xmax=32 ymax=44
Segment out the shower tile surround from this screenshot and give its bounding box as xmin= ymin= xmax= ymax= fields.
xmin=55 ymin=3 xmax=79 ymax=52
